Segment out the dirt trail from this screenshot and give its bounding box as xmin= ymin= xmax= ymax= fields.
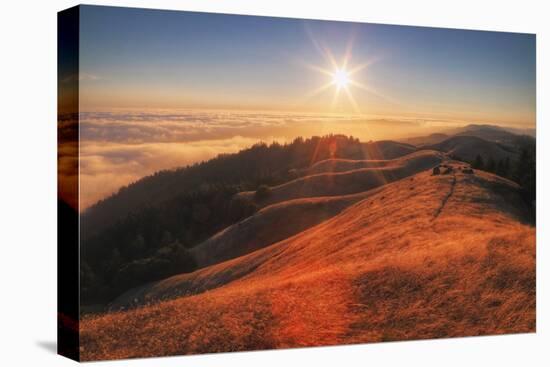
xmin=433 ymin=172 xmax=457 ymax=220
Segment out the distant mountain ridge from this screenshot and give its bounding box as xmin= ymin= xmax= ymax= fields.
xmin=405 ymin=124 xmax=535 ymax=147
xmin=425 ymin=135 xmax=517 ymax=162
xmin=458 ymin=124 xmax=535 ymax=138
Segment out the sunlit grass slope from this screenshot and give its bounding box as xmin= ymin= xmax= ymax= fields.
xmin=237 ymin=150 xmax=443 ymax=207
xmin=191 ymin=151 xmax=443 ymax=268
xmin=81 ymin=161 xmax=535 ymax=361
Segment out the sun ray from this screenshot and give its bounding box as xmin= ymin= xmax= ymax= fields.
xmin=305 ymin=81 xmax=336 ymax=99
xmin=323 ymin=46 xmax=340 ymax=71
xmin=347 ymin=60 xmax=372 ymax=76
xmin=331 ymin=86 xmax=341 ymax=108
xmin=349 ymin=80 xmax=398 ymax=106
xmin=343 ymin=86 xmax=361 ymax=114
xmin=341 ymin=27 xmax=357 ymax=70
xmin=303 ymin=23 xmax=329 ymax=62
xmin=301 ymin=62 xmax=334 ymax=77
xmin=347 ymin=54 xmax=384 ymax=76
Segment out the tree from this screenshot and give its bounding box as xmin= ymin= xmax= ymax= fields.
xmin=160 ymin=231 xmax=173 ymax=246
xmin=503 ymin=157 xmax=511 ymax=177
xmin=254 ymin=184 xmax=272 ymax=201
xmin=496 ymin=157 xmax=511 ymax=178
xmin=514 ymin=148 xmax=536 ymax=203
xmin=131 ymin=234 xmax=146 ymax=253
xmin=107 ymin=248 xmax=122 ymax=275
xmin=514 ymin=148 xmax=530 ymax=182
xmin=486 ymin=157 xmax=496 ymax=173
xmin=473 ymin=154 xmax=484 ymax=169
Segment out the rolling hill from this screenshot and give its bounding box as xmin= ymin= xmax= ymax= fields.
xmin=405 ymin=124 xmax=535 ymax=146
xmin=296 ymin=158 xmax=388 ymax=176
xmin=190 ymin=192 xmax=376 ymax=268
xmin=80 ymin=159 xmax=535 ymax=360
xmin=426 ymin=135 xmax=518 ymax=162
xmin=237 ymin=150 xmax=443 ymax=207
xmin=361 ymin=140 xmax=417 ymax=159
xmin=402 ymin=133 xmax=450 ymax=147
xmin=81 ymin=136 xmax=416 ymax=240
xmin=79 ymin=136 xmax=426 ymax=307
xmin=404 ymin=125 xmax=535 ymax=154
xmin=297 ymin=150 xmax=440 ymax=176
xmin=452 ymin=124 xmax=536 ymax=144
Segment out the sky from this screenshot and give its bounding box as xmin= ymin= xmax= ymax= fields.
xmin=60 ymin=5 xmax=537 ymax=210
xmin=76 ymin=5 xmax=536 ymax=125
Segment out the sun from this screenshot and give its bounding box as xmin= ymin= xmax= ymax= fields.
xmin=332 ymin=69 xmax=350 ymax=89
xmin=299 ymin=35 xmax=385 ymax=113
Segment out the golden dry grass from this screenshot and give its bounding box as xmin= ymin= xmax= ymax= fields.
xmin=80 ymin=161 xmax=535 ymax=361
xmin=300 ymin=150 xmax=442 ymax=175
xmin=191 ymin=190 xmax=386 ymax=268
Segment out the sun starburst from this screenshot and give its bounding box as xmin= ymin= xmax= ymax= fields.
xmin=332 ymin=69 xmax=350 ymax=89
xmin=299 ymin=40 xmax=380 ymax=114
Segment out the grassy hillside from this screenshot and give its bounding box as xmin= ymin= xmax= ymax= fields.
xmin=80 ymin=135 xmax=419 ymax=306
xmin=298 ymin=150 xmax=439 ymax=176
xmin=361 ymin=139 xmax=417 ymax=159
xmin=237 ymin=150 xmax=443 ymax=207
xmin=80 ymin=162 xmax=535 ymax=360
xmin=191 ymin=190 xmax=384 ymax=268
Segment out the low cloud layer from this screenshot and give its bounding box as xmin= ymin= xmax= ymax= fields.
xmin=80 ymin=110 xmax=463 ymax=144
xmin=76 ymin=109 xmax=467 ymax=209
xmin=79 ymin=136 xmax=280 ymax=210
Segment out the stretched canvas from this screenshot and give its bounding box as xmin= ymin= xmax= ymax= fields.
xmin=58 ymin=5 xmax=536 ymax=362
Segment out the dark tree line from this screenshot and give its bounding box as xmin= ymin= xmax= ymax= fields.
xmin=81 ymin=183 xmax=259 ymax=305
xmin=468 ymin=147 xmax=535 ymax=204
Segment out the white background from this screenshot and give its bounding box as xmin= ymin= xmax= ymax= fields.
xmin=0 ymin=0 xmax=548 ymax=365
